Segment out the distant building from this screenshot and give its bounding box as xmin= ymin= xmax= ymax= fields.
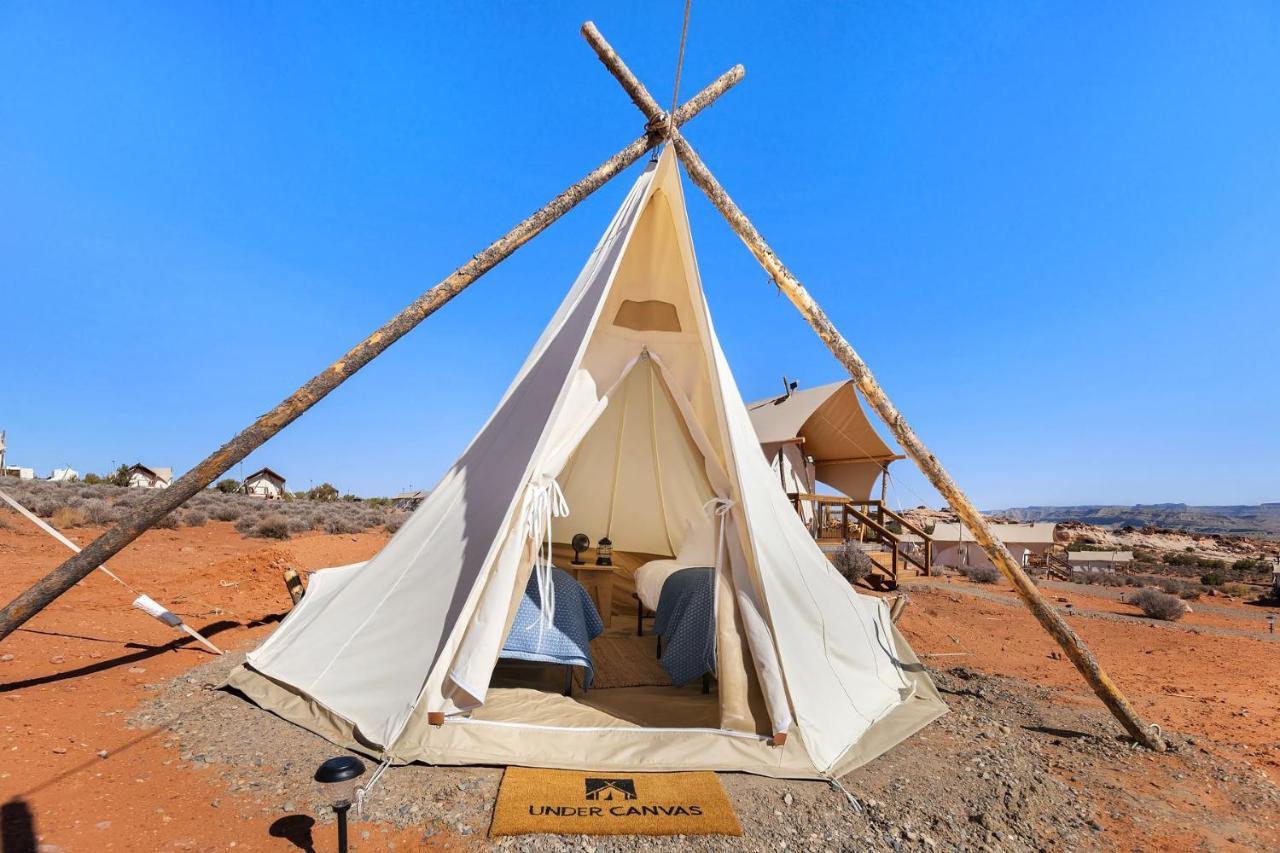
xmin=930 ymin=522 xmax=1059 ymax=570
xmin=1 ymin=466 xmax=35 ymax=479
xmin=49 ymin=467 xmax=79 ymax=482
xmin=394 ymin=490 xmax=428 ymax=512
xmin=243 ymin=467 xmax=286 ymax=499
xmin=1067 ymin=550 xmax=1134 ymax=573
xmin=128 ymin=464 xmax=173 ymax=489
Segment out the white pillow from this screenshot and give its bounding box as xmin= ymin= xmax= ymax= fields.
xmin=676 ymin=515 xmax=716 ymax=565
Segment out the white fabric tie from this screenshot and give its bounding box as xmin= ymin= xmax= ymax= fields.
xmin=524 ymin=477 xmax=569 ymax=648
xmin=703 ymin=496 xmax=735 ymax=572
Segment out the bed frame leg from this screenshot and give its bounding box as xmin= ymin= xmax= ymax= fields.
xmin=655 ymin=635 xmax=662 ymax=658
xmin=564 ymin=666 xmax=574 ymax=697
xmin=701 ymin=673 xmax=711 ymax=694
xmin=636 ymin=596 xmax=644 ymax=636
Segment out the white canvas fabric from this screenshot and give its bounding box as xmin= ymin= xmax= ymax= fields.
xmin=236 ymin=150 xmax=944 ymax=777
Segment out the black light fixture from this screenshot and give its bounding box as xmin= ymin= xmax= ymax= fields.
xmin=315 ymin=755 xmax=365 ymax=853
xmin=571 ymin=533 xmax=591 ymax=565
xmin=596 ymin=536 xmax=613 ymax=566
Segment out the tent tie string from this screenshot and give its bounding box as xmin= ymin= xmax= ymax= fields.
xmin=524 ymin=477 xmax=569 ymax=649
xmin=702 ymin=496 xmax=735 ymax=573
xmin=354 ymin=757 xmax=392 ymax=819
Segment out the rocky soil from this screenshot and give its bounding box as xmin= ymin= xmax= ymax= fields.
xmin=132 ymin=653 xmax=1279 ymax=851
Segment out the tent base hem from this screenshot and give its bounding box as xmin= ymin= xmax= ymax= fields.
xmin=225 ymin=620 xmax=945 ymax=781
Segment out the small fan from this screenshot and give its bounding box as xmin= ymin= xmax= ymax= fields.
xmin=571 ymin=533 xmax=591 ymax=565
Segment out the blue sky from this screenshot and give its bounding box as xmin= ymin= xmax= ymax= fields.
xmin=2 ymin=2 xmax=1277 ymax=507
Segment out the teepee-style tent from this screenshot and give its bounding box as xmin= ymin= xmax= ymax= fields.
xmin=0 ymin=21 xmax=1162 ymax=754
xmin=228 ymin=151 xmax=945 ymax=778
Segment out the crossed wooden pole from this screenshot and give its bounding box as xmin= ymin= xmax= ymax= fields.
xmin=0 ymin=23 xmax=1163 ymax=751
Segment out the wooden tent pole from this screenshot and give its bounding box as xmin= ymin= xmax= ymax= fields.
xmin=0 ymin=65 xmax=744 ymax=643
xmin=581 ymin=21 xmax=1165 ymax=751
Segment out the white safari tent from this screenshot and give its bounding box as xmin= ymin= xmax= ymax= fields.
xmin=229 ymin=151 xmax=944 ymax=779
xmin=930 ymin=522 xmax=1059 ymax=570
xmin=748 ymin=381 xmax=903 ymax=504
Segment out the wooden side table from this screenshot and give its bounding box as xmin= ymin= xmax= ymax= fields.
xmin=568 ymin=563 xmax=615 ymax=629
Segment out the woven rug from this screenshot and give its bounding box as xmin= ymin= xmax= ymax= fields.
xmin=582 ymin=634 xmax=669 ymax=689
xmin=490 ymin=767 xmax=741 ymax=836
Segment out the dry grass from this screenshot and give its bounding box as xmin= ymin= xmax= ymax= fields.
xmin=50 ymin=506 xmax=86 ymax=528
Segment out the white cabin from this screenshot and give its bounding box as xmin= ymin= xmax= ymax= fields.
xmin=128 ymin=464 xmax=173 ymax=489
xmin=243 ymin=467 xmax=286 ymax=499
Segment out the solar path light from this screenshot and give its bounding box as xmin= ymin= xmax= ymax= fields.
xmin=315 ymin=755 xmax=365 ymax=853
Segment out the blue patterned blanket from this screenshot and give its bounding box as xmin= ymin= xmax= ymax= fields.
xmin=500 ymin=566 xmax=604 ymax=687
xmin=652 ymin=566 xmax=717 ymax=688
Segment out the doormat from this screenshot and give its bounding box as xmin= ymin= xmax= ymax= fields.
xmin=490 ymin=767 xmax=741 ymax=837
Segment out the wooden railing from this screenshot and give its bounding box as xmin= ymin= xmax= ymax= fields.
xmin=787 ymin=493 xmax=933 ymax=586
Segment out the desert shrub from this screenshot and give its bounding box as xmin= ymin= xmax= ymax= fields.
xmin=1132 ymin=549 xmax=1158 ymax=564
xmin=1222 ymin=582 xmax=1251 ymax=597
xmin=829 ymin=543 xmax=874 ymax=583
xmin=1076 ymin=570 xmax=1125 ymax=587
xmin=153 ymin=512 xmax=180 ymax=529
xmin=233 ymin=514 xmax=260 ymax=536
xmin=287 ymin=515 xmax=318 ymax=533
xmin=961 ymin=565 xmax=1000 ymax=584
xmin=0 ymin=514 xmax=11 ymax=530
xmin=50 ymin=506 xmax=86 ymax=528
xmin=251 ymin=513 xmax=291 ymax=540
xmin=1232 ymin=558 xmax=1258 ymax=572
xmin=1200 ymin=571 xmax=1224 ymax=587
xmin=1130 ymin=588 xmax=1185 ymax=621
xmin=1196 ymin=558 xmax=1226 ymax=570
xmin=183 ymin=510 xmax=208 ymax=527
xmin=214 ymin=478 xmax=241 ymax=494
xmin=324 ymin=516 xmax=365 ymax=535
xmin=384 ymin=513 xmax=408 ymax=534
xmin=80 ymin=498 xmax=117 ymax=525
xmin=32 ymin=497 xmax=63 ymax=518
xmin=213 ymin=504 xmax=242 ymax=522
xmin=1166 ymin=553 xmax=1197 ymax=567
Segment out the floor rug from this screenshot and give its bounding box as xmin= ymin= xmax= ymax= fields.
xmin=582 ymin=634 xmax=670 ymax=689
xmin=490 ymin=767 xmax=741 ymax=836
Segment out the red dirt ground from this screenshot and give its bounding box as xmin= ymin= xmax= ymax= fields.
xmin=2 ymin=520 xmax=1277 ymax=850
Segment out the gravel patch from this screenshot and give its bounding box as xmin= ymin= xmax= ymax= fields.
xmin=132 ymin=654 xmax=1280 ymax=850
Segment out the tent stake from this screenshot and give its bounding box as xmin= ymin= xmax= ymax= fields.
xmin=0 ymin=64 xmax=744 ymax=644
xmin=580 ymin=21 xmax=1165 ymax=752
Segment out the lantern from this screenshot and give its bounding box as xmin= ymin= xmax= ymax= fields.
xmin=595 ymin=536 xmax=613 ymax=566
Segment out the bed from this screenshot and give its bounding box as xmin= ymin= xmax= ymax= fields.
xmin=633 ymin=517 xmax=718 ymax=688
xmin=499 ymin=566 xmax=604 ymax=694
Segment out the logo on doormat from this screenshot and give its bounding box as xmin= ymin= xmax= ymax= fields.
xmin=584 ymin=778 xmax=638 ymax=800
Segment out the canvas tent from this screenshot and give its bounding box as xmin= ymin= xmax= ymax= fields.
xmin=229 ymin=151 xmax=944 ymax=780
xmin=748 ymin=381 xmax=904 ymax=507
xmin=929 ymin=522 xmax=1059 ymax=570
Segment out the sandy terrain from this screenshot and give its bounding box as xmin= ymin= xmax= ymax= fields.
xmin=2 ymin=519 xmax=1278 ymax=850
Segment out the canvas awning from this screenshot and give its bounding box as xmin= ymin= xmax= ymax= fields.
xmin=747 ymin=381 xmax=902 ymax=500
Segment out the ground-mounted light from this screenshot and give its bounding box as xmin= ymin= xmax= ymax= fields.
xmin=315 ymin=755 xmax=365 ymax=853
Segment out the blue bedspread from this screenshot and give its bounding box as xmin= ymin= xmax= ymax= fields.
xmin=652 ymin=566 xmax=717 ymax=688
xmin=500 ymin=567 xmax=604 ymax=687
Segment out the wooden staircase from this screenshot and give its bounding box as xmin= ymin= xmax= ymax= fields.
xmin=1044 ymin=553 xmax=1072 ymax=581
xmin=788 ymin=493 xmax=933 ymax=589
